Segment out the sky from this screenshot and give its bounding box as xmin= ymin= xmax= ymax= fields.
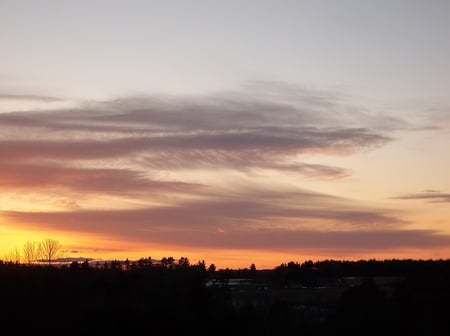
xmin=0 ymin=0 xmax=449 ymax=269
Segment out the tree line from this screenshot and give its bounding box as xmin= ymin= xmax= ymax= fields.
xmin=4 ymin=238 xmax=450 ymax=279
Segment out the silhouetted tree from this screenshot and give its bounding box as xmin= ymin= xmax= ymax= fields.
xmin=208 ymin=263 xmax=216 ymax=273
xmin=110 ymin=259 xmax=121 ymax=270
xmin=70 ymin=261 xmax=79 ymax=269
xmin=5 ymin=248 xmax=21 ymax=264
xmin=38 ymin=238 xmax=63 ymax=265
xmin=124 ymin=258 xmax=130 ymax=270
xmin=178 ymin=257 xmax=190 ymax=268
xmin=23 ymin=241 xmax=39 ymax=265
xmin=197 ymin=259 xmax=206 ymax=272
xmin=81 ymin=259 xmax=90 ymax=269
xmin=136 ymin=256 xmax=152 ymax=269
xmin=160 ymin=256 xmax=176 ymax=268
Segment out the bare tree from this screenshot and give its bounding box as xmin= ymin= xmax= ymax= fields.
xmin=4 ymin=248 xmax=21 ymax=263
xmin=23 ymin=241 xmax=39 ymax=265
xmin=39 ymin=238 xmax=63 ymax=265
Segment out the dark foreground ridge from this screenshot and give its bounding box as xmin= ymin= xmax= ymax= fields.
xmin=1 ymin=258 xmax=450 ymax=335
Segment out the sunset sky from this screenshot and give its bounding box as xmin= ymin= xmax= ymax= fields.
xmin=1 ymin=0 xmax=449 ymax=269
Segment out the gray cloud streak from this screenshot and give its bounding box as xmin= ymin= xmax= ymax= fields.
xmin=0 ymin=162 xmax=202 ymax=196
xmin=0 ymin=93 xmax=63 ymax=102
xmin=394 ymin=191 xmax=450 ymax=203
xmin=0 ymin=83 xmax=394 ymax=180
xmin=3 ymin=203 xmax=443 ymax=251
xmin=2 ymin=184 xmax=407 ymax=241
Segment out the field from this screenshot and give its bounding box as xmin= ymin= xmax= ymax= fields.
xmin=0 ymin=259 xmax=449 ymax=335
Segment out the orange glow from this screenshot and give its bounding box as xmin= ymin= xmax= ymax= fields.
xmin=3 ymin=216 xmax=450 ymax=270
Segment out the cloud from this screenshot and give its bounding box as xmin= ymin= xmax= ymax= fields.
xmin=171 ymin=228 xmax=450 ymax=250
xmin=0 ymin=82 xmax=393 ymax=182
xmin=0 ymin=127 xmax=388 ymax=171
xmin=3 ymin=201 xmax=445 ymax=251
xmin=140 ymin=150 xmax=349 ymax=178
xmin=393 ymin=190 xmax=450 ymax=203
xmin=2 ymin=184 xmax=410 ymax=250
xmin=0 ymin=162 xmax=203 ymax=196
xmin=0 ymin=93 xmax=63 ymax=102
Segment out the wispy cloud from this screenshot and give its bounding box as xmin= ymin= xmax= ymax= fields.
xmin=4 ymin=199 xmax=445 ymax=251
xmin=0 ymin=82 xmax=392 ymax=178
xmin=0 ymin=93 xmax=63 ymax=102
xmin=0 ymin=162 xmax=202 ymax=196
xmin=393 ymin=190 xmax=450 ymax=203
